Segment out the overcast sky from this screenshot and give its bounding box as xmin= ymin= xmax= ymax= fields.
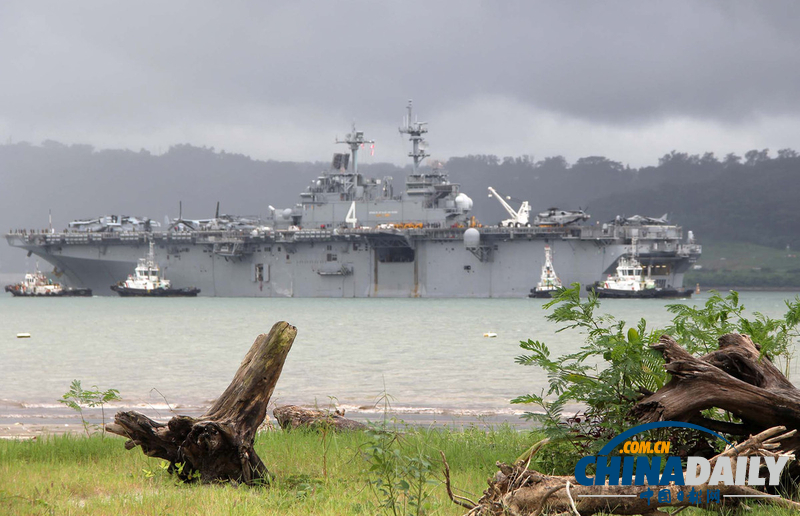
xmin=1 ymin=0 xmax=799 ymax=167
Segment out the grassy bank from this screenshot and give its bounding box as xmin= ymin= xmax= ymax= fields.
xmin=687 ymin=240 xmax=800 ymax=288
xmin=0 ymin=425 xmax=530 ymax=515
xmin=2 ymin=428 xmax=798 ymax=515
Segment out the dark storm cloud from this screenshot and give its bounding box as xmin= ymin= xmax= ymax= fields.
xmin=1 ymin=0 xmax=799 ymax=163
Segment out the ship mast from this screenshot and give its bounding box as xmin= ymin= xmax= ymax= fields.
xmin=147 ymin=238 xmax=156 ymax=268
xmin=399 ymin=100 xmax=429 ymax=172
xmin=336 ymin=123 xmax=373 ymax=175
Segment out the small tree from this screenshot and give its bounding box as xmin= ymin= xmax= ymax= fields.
xmin=513 ymin=284 xmax=800 ymax=473
xmin=59 ymin=380 xmax=121 ymax=437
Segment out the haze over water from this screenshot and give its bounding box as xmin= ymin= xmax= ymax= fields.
xmin=1 ymin=292 xmax=798 ymax=428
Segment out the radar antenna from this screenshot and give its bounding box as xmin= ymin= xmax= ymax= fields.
xmin=399 ymin=100 xmax=429 ymax=172
xmin=336 ymin=123 xmax=374 ymax=175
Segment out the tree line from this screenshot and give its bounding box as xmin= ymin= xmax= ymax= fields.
xmin=0 ymin=141 xmax=797 ymax=272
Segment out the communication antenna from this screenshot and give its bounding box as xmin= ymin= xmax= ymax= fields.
xmin=336 ymin=123 xmax=374 ymax=175
xmin=399 ymin=100 xmax=429 ymax=172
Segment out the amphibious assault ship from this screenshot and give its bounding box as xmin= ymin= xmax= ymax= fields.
xmin=5 ymin=102 xmax=701 ymax=297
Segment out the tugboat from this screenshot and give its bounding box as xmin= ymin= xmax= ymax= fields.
xmin=587 ymin=240 xmax=692 ymax=298
xmin=110 ymin=241 xmax=200 ymax=297
xmin=588 ymin=255 xmax=658 ymax=298
xmin=4 ymin=267 xmax=92 ymax=297
xmin=529 ymin=245 xmax=563 ymax=298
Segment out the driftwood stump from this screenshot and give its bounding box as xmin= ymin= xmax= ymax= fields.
xmin=633 ymin=333 xmax=800 ymax=452
xmin=462 ymin=333 xmax=800 ymax=514
xmin=462 ymin=427 xmax=799 ymax=516
xmin=107 ymin=321 xmax=297 ymax=484
xmin=273 ymin=405 xmax=367 ymax=432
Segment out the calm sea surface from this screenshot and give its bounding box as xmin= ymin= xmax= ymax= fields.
xmin=1 ymin=291 xmax=799 ymax=427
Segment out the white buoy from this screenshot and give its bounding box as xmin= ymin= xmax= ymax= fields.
xmin=16 ymin=333 xmax=31 ymax=339
xmin=483 ymin=332 xmax=497 ymax=338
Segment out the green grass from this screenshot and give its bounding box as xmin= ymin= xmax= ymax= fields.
xmin=0 ymin=424 xmax=529 ymax=516
xmin=694 ymin=240 xmax=800 ymax=272
xmin=1 ymin=428 xmax=797 ymax=515
xmin=687 ymin=240 xmax=800 ymax=288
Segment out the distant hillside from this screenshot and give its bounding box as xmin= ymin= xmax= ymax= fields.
xmin=1 ymin=142 xmax=798 ymax=273
xmin=586 ymin=152 xmax=800 ymax=250
xmin=443 ymin=151 xmax=800 ymax=252
xmin=685 ymin=240 xmax=800 ymax=289
xmin=0 ymin=141 xmax=403 ymax=273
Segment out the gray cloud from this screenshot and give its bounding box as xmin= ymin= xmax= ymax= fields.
xmin=1 ymin=0 xmax=800 ymax=166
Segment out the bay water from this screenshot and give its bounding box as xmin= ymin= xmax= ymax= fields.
xmin=1 ymin=291 xmax=798 ymax=429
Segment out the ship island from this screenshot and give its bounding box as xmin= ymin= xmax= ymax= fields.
xmin=4 ymin=102 xmax=701 ymax=297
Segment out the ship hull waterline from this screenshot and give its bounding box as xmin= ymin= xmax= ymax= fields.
xmin=110 ymin=285 xmax=201 ymax=297
xmin=9 ymin=233 xmax=696 ymax=298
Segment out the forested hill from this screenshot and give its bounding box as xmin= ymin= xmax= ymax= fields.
xmin=0 ymin=141 xmax=798 ymax=272
xmin=448 ymin=150 xmax=800 ymax=250
xmin=587 ymin=152 xmax=800 ymax=250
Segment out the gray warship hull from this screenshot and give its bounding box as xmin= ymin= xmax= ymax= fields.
xmin=4 ymin=102 xmax=701 ymax=295
xmin=5 ymin=225 xmax=700 ymax=298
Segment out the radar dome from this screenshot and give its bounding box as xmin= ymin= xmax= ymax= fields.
xmin=455 ymin=193 xmax=473 ymax=212
xmin=282 ymin=208 xmax=293 ymax=219
xmin=463 ymin=228 xmax=480 ymax=248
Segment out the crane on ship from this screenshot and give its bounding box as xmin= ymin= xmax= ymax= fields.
xmin=487 ymin=186 xmax=531 ymax=227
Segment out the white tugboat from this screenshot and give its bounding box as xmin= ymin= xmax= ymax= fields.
xmin=529 ymin=245 xmax=563 ymax=298
xmin=4 ymin=266 xmax=92 ymax=297
xmin=111 ymin=241 xmax=200 ymax=297
xmin=588 ymin=239 xmax=692 ymax=298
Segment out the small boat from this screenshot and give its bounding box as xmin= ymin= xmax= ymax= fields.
xmin=110 ymin=241 xmax=200 ymax=297
xmin=529 ymin=245 xmax=563 ymax=298
xmin=4 ymin=267 xmax=92 ymax=297
xmin=586 ymin=255 xmax=692 ymax=299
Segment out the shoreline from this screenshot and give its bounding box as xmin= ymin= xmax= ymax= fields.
xmin=0 ymin=413 xmax=535 ymax=440
xmin=0 ymin=401 xmax=538 ymax=439
xmin=696 ymin=286 xmax=800 ymax=292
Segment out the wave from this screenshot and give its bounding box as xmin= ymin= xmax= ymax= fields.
xmin=297 ymin=403 xmax=533 ymax=418
xmin=1 ymin=398 xmax=550 ymax=421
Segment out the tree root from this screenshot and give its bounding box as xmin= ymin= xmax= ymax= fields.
xmin=107 ymin=322 xmax=297 ymax=484
xmin=464 ymin=426 xmax=798 ymax=515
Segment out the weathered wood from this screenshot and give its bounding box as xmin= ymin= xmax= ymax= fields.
xmin=273 ymin=405 xmax=367 ymax=432
xmin=465 ymin=427 xmax=799 ymax=516
xmin=107 ymin=321 xmax=297 ymax=484
xmin=465 ymin=334 xmax=800 ymax=514
xmin=632 ymin=333 xmax=800 ymax=452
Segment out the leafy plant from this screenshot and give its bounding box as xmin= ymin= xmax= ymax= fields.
xmin=512 ymin=285 xmax=663 ymax=456
xmin=143 ymin=461 xmax=201 ymax=485
xmin=284 ymin=473 xmax=324 ymax=499
xmin=666 ymin=290 xmax=800 ymax=370
xmin=316 ymin=395 xmax=340 ymax=479
xmin=513 ymin=284 xmax=800 ymax=473
xmin=58 ymin=380 xmax=121 ymax=437
xmin=362 ymin=392 xmax=437 ymax=516
xmin=172 ymin=461 xmax=202 ymax=484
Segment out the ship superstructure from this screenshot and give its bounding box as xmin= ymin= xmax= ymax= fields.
xmin=4 ymin=102 xmax=701 ymax=297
